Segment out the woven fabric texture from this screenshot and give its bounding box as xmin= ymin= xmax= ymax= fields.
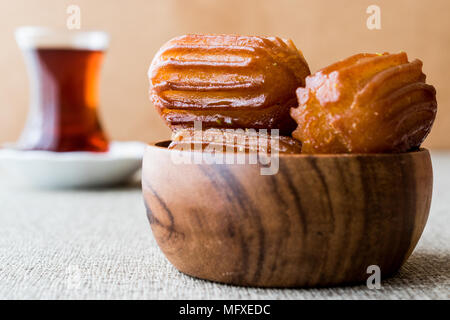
xmin=0 ymin=153 xmax=449 ymax=300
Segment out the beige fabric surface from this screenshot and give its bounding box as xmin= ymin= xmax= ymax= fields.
xmin=0 ymin=152 xmax=449 ymax=300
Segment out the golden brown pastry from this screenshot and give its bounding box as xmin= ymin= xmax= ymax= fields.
xmin=168 ymin=128 xmax=302 ymax=154
xmin=290 ymin=52 xmax=437 ymax=154
xmin=149 ymin=34 xmax=310 ymax=135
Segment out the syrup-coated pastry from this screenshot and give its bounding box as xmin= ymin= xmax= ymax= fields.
xmin=168 ymin=128 xmax=302 ymax=154
xmin=149 ymin=34 xmax=310 ymax=134
xmin=290 ymin=52 xmax=437 ymax=154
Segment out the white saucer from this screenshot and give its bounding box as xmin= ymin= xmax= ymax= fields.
xmin=0 ymin=141 xmax=146 ymax=188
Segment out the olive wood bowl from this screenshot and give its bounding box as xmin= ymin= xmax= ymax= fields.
xmin=142 ymin=142 xmax=432 ymax=287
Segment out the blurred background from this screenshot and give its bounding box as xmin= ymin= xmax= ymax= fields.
xmin=0 ymin=0 xmax=448 ymax=148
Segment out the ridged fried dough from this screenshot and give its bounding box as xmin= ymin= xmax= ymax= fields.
xmin=149 ymin=34 xmax=310 ymax=134
xmin=290 ymin=52 xmax=437 ymax=153
xmin=169 ymin=128 xmax=302 ymax=154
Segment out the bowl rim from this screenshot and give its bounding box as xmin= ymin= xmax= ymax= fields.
xmin=145 ymin=140 xmax=429 ymax=158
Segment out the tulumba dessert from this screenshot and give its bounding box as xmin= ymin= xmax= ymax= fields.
xmin=290 ymin=52 xmax=437 ymax=154
xmin=169 ymin=128 xmax=302 ymax=154
xmin=149 ymin=34 xmax=310 ymax=136
xmin=149 ymin=36 xmax=437 ymax=155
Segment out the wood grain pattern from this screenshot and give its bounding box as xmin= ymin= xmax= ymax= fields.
xmin=142 ymin=143 xmax=432 ymax=287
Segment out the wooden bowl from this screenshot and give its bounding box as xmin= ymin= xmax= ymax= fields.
xmin=142 ymin=142 xmax=432 ymax=287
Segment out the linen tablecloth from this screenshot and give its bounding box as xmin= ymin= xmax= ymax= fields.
xmin=0 ymin=153 xmax=448 ymax=299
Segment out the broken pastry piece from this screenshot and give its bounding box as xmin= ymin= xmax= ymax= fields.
xmin=290 ymin=52 xmax=437 ymax=154
xmin=169 ymin=128 xmax=302 ymax=154
xmin=149 ymin=34 xmax=310 ymax=135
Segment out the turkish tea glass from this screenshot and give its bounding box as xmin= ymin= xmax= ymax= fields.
xmin=15 ymin=27 xmax=110 ymax=152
